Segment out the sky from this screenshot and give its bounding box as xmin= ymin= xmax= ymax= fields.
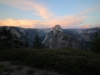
xmin=0 ymin=0 xmax=100 ymax=28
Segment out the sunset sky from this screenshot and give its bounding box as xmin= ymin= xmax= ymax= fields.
xmin=0 ymin=0 xmax=100 ymax=28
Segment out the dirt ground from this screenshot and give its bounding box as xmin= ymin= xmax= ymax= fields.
xmin=0 ymin=61 xmax=62 ymax=75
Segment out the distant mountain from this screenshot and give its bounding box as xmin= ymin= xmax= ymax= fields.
xmin=43 ymin=25 xmax=83 ymax=49
xmin=0 ymin=26 xmax=100 ymax=50
xmin=63 ymin=27 xmax=100 ymax=50
xmin=0 ymin=26 xmax=45 ymax=48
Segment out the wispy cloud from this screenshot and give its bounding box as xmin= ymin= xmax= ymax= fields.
xmin=78 ymin=7 xmax=100 ymax=15
xmin=0 ymin=15 xmax=86 ymax=28
xmin=78 ymin=25 xmax=90 ymax=28
xmin=0 ymin=1 xmax=99 ymax=28
xmin=0 ymin=7 xmax=96 ymax=28
xmin=0 ymin=0 xmax=54 ymax=19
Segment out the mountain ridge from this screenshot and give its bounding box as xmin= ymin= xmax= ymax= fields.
xmin=43 ymin=25 xmax=83 ymax=49
xmin=0 ymin=25 xmax=100 ymax=50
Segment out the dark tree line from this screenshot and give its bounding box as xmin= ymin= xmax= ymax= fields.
xmin=25 ymin=38 xmax=29 ymax=47
xmin=91 ymin=32 xmax=100 ymax=53
xmin=0 ymin=28 xmax=43 ymax=49
xmin=0 ymin=28 xmax=12 ymax=49
xmin=24 ymin=34 xmax=43 ymax=49
xmin=33 ymin=34 xmax=43 ymax=49
xmin=0 ymin=28 xmax=26 ymax=49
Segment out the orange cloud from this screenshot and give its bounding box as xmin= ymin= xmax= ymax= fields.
xmin=0 ymin=0 xmax=54 ymax=19
xmin=77 ymin=25 xmax=91 ymax=29
xmin=0 ymin=19 xmax=54 ymax=28
xmin=0 ymin=4 xmax=99 ymax=28
xmin=0 ymin=19 xmax=35 ymax=28
xmin=83 ymin=25 xmax=90 ymax=28
xmin=47 ymin=15 xmax=85 ymax=28
xmin=0 ymin=15 xmax=85 ymax=28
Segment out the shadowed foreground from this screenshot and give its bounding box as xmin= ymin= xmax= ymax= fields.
xmin=0 ymin=48 xmax=100 ymax=75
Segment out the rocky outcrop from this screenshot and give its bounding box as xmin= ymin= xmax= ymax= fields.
xmin=75 ymin=33 xmax=91 ymax=41
xmin=43 ymin=25 xmax=83 ymax=49
xmin=53 ymin=25 xmax=63 ymax=33
xmin=10 ymin=29 xmax=21 ymax=38
xmin=0 ymin=26 xmax=45 ymax=48
xmin=0 ymin=26 xmax=99 ymax=49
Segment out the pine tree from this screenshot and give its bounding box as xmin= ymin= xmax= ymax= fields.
xmin=7 ymin=30 xmax=12 ymax=39
xmin=2 ymin=28 xmax=7 ymax=35
xmin=0 ymin=29 xmax=12 ymax=49
xmin=33 ymin=34 xmax=42 ymax=49
xmin=91 ymin=32 xmax=100 ymax=53
xmin=25 ymin=38 xmax=29 ymax=47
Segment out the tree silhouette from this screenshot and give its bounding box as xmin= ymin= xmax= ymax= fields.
xmin=25 ymin=38 xmax=29 ymax=47
xmin=2 ymin=28 xmax=7 ymax=35
xmin=91 ymin=32 xmax=100 ymax=53
xmin=0 ymin=29 xmax=12 ymax=49
xmin=7 ymin=30 xmax=12 ymax=39
xmin=33 ymin=34 xmax=42 ymax=49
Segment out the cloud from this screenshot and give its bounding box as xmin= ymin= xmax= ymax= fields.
xmin=78 ymin=7 xmax=100 ymax=15
xmin=0 ymin=0 xmax=54 ymax=19
xmin=0 ymin=6 xmax=93 ymax=28
xmin=0 ymin=19 xmax=37 ymax=28
xmin=0 ymin=15 xmax=86 ymax=28
xmin=48 ymin=15 xmax=86 ymax=28
xmin=0 ymin=1 xmax=99 ymax=28
xmin=83 ymin=25 xmax=90 ymax=28
xmin=78 ymin=25 xmax=90 ymax=28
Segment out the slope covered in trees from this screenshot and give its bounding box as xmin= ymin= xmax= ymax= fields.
xmin=91 ymin=32 xmax=100 ymax=53
xmin=0 ymin=28 xmax=30 ymax=49
xmin=33 ymin=34 xmax=43 ymax=49
xmin=0 ymin=47 xmax=100 ymax=75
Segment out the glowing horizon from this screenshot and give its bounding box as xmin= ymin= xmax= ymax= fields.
xmin=0 ymin=0 xmax=100 ymax=28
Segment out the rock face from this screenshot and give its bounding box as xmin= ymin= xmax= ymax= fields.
xmin=0 ymin=26 xmax=45 ymax=48
xmin=53 ymin=25 xmax=63 ymax=33
xmin=75 ymin=33 xmax=91 ymax=41
xmin=10 ymin=29 xmax=21 ymax=38
xmin=63 ymin=28 xmax=100 ymax=50
xmin=0 ymin=26 xmax=99 ymax=49
xmin=43 ymin=25 xmax=83 ymax=49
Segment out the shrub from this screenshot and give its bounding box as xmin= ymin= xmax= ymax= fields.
xmin=0 ymin=68 xmax=3 ymax=74
xmin=17 ymin=65 xmax=23 ymax=70
xmin=42 ymin=72 xmax=50 ymax=75
xmin=27 ymin=69 xmax=34 ymax=74
xmin=6 ymin=72 xmax=11 ymax=75
xmin=0 ymin=64 xmax=4 ymax=69
xmin=0 ymin=48 xmax=100 ymax=75
xmin=11 ymin=61 xmax=21 ymax=65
